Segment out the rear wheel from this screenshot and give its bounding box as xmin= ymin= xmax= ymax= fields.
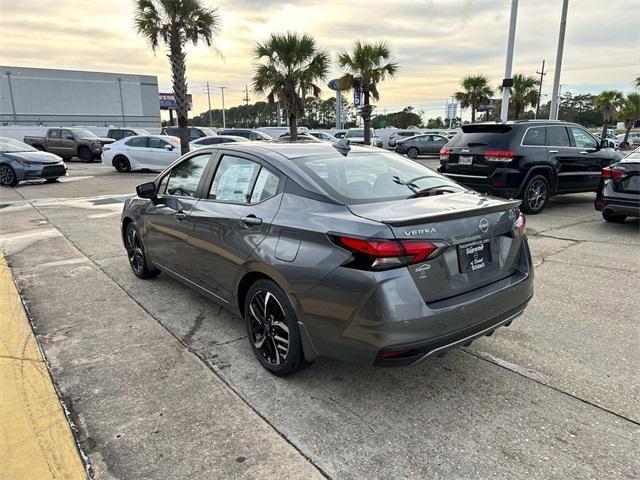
xmin=124 ymin=223 xmax=160 ymax=279
xmin=78 ymin=147 xmax=94 ymax=163
xmin=0 ymin=164 xmax=18 ymax=187
xmin=244 ymin=279 xmax=309 ymax=376
xmin=407 ymin=147 xmax=419 ymax=159
xmin=113 ymin=156 xmax=131 ymax=173
xmin=45 ymin=177 xmax=59 ymax=183
xmin=521 ymin=174 xmax=550 ymax=214
xmin=602 ymin=210 xmax=626 ymax=223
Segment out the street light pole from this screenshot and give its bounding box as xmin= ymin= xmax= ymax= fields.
xmin=500 ymin=0 xmax=519 ymax=122
xmin=218 ymin=86 xmax=226 ymax=128
xmin=204 ymin=82 xmax=213 ymax=126
xmin=550 ymin=0 xmax=569 ymax=120
xmin=535 ymin=60 xmax=546 ymax=119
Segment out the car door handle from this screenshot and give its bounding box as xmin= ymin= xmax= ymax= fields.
xmin=548 ymin=150 xmax=559 ymax=154
xmin=175 ymin=211 xmax=187 ymax=221
xmin=580 ymin=151 xmax=588 ymax=154
xmin=241 ymin=215 xmax=263 ymax=226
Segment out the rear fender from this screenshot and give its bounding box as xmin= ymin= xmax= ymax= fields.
xmin=518 ymin=165 xmax=557 ymax=196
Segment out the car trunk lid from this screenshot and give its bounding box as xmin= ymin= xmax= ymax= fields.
xmin=348 ymin=192 xmax=525 ymax=304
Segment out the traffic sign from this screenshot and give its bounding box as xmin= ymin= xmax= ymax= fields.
xmin=354 ymin=89 xmax=361 ymax=107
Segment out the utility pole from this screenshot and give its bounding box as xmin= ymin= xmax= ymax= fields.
xmin=5 ymin=71 xmax=18 ymax=124
xmin=243 ymin=85 xmax=250 ymax=106
xmin=550 ymin=0 xmax=569 ymax=120
xmin=117 ymin=78 xmax=126 ymax=126
xmin=218 ymin=86 xmax=226 ymax=128
xmin=500 ymin=0 xmax=519 ymax=122
xmin=203 ymin=82 xmax=214 ymax=126
xmin=535 ymin=60 xmax=546 ymax=119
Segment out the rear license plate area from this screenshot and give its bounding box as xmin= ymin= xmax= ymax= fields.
xmin=458 ymin=238 xmax=492 ymax=273
xmin=459 ymin=155 xmax=473 ymax=165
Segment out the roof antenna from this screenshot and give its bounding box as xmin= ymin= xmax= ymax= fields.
xmin=332 ymin=138 xmax=351 ymax=156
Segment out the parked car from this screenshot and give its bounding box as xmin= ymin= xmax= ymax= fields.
xmin=217 ymin=129 xmax=272 ymax=141
xmin=332 ymin=130 xmax=347 ymax=139
xmin=101 ymin=135 xmax=181 ymax=172
xmin=161 ymin=126 xmax=216 ymax=141
xmin=388 ymin=130 xmax=423 ymax=147
xmin=395 ymin=134 xmax=449 ymax=158
xmin=307 ymin=131 xmax=338 ymax=142
xmin=595 ymin=147 xmax=640 ymax=222
xmin=190 ymin=135 xmax=247 ymax=149
xmin=122 ymin=142 xmax=533 ymax=375
xmin=616 ymin=131 xmax=640 ymax=147
xmin=24 ymin=127 xmax=114 ymax=162
xmin=106 ymin=128 xmax=150 ymax=141
xmin=438 ymin=121 xmax=624 ymax=214
xmin=258 ymin=126 xmax=308 ymax=138
xmin=344 ymin=128 xmax=384 ymax=148
xmin=277 ymin=133 xmax=322 ymax=142
xmin=0 ymin=137 xmax=67 ymax=186
xmin=593 ymin=132 xmax=621 ymax=149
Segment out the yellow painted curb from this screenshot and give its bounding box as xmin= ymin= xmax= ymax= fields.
xmin=0 ymin=253 xmax=87 ymax=480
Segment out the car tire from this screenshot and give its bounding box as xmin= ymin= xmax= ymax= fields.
xmin=0 ymin=164 xmax=18 ymax=187
xmin=521 ymin=174 xmax=550 ymax=214
xmin=602 ymin=210 xmax=626 ymax=223
xmin=407 ymin=147 xmax=419 ymax=159
xmin=78 ymin=147 xmax=94 ymax=163
xmin=244 ymin=279 xmax=310 ymax=376
xmin=113 ymin=156 xmax=131 ymax=173
xmin=124 ymin=223 xmax=160 ymax=279
xmin=45 ymin=178 xmax=59 ymax=183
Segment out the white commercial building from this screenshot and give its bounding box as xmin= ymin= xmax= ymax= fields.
xmin=0 ymin=66 xmax=161 ymax=128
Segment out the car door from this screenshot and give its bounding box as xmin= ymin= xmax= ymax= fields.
xmin=546 ymin=126 xmax=577 ymax=192
xmin=123 ymin=136 xmax=149 ymax=168
xmin=45 ymin=129 xmax=63 ymax=155
xmin=429 ymin=135 xmax=449 ymax=154
xmin=147 ymin=136 xmax=180 ymax=170
xmin=568 ymin=126 xmax=609 ymax=191
xmin=142 ymin=152 xmax=212 ymax=275
xmin=187 ymin=152 xmax=283 ymax=300
xmin=59 ymin=129 xmax=76 ymax=157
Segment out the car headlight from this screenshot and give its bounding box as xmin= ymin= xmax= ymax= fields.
xmin=15 ymin=159 xmax=33 ymax=167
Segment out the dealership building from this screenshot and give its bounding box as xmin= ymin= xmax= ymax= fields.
xmin=0 ymin=66 xmax=161 ymax=127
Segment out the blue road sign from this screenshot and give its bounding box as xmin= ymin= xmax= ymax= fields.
xmin=354 ymin=89 xmax=361 ymax=107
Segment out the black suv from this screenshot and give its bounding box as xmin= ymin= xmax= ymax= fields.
xmin=438 ymin=121 xmax=624 ymax=213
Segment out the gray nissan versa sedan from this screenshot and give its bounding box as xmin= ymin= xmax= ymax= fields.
xmin=122 ymin=142 xmax=533 ymax=375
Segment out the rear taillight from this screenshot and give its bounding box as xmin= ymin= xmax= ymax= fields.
xmin=440 ymin=147 xmax=452 ymax=161
xmin=512 ymin=213 xmax=526 ymax=237
xmin=485 ymin=150 xmax=516 ymax=162
xmin=331 ymin=235 xmax=447 ymax=270
xmin=601 ymin=166 xmax=624 ymax=180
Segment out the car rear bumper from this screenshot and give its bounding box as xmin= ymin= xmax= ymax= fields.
xmin=293 ymin=239 xmax=534 ymax=366
xmin=595 ymin=196 xmax=640 ymax=216
xmin=440 ymin=171 xmax=520 ymax=198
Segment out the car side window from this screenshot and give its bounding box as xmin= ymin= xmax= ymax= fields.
xmin=165 ymin=154 xmax=210 ymax=197
xmin=48 ymin=129 xmax=61 ymax=139
xmin=61 ymin=130 xmax=74 ymax=140
xmin=522 ymin=127 xmax=546 ymax=146
xmin=209 ymin=155 xmax=261 ymax=203
xmin=149 ymin=137 xmax=168 ymax=149
xmin=125 ymin=130 xmax=136 ymax=138
xmin=250 ymin=168 xmax=280 ymax=203
xmin=434 ymin=136 xmax=448 ymax=144
xmin=570 ymin=128 xmax=597 ymax=149
xmin=125 ymin=136 xmax=148 ymax=148
xmin=546 ymin=126 xmax=571 ymax=147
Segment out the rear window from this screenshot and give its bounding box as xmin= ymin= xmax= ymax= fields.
xmin=448 ymin=124 xmax=513 ymax=149
xmin=295 ymin=151 xmax=464 ymax=204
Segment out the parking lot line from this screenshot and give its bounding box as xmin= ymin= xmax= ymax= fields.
xmin=0 ymin=253 xmax=87 ymax=480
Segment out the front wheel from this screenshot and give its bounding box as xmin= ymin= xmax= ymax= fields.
xmin=78 ymin=147 xmax=94 ymax=163
xmin=125 ymin=223 xmax=160 ymax=279
xmin=406 ymin=147 xmax=419 ymax=159
xmin=45 ymin=177 xmax=59 ymax=183
xmin=521 ymin=174 xmax=550 ymax=214
xmin=0 ymin=164 xmax=18 ymax=186
xmin=113 ymin=156 xmax=131 ymax=173
xmin=244 ymin=279 xmax=309 ymax=376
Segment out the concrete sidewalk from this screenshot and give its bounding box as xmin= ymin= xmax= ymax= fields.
xmin=0 ymin=253 xmax=87 ymax=480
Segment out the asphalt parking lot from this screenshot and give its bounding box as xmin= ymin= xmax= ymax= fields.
xmin=1 ymin=160 xmax=638 ymax=479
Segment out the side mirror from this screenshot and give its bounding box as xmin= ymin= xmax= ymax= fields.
xmin=164 ymin=144 xmax=174 ymax=151
xmin=136 ymin=182 xmax=157 ymax=200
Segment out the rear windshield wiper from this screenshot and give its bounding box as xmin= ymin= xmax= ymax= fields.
xmin=466 ymin=142 xmax=488 ymax=147
xmin=407 ymin=184 xmax=463 ymax=199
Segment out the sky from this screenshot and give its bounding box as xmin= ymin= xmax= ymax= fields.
xmin=0 ymin=0 xmax=638 ymax=121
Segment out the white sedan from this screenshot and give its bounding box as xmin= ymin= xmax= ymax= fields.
xmin=102 ymin=135 xmax=181 ymax=172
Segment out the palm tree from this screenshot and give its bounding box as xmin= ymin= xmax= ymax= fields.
xmin=253 ymin=33 xmax=329 ymax=141
xmin=338 ymin=41 xmax=398 ymax=145
xmin=455 ymin=75 xmax=493 ymax=123
xmin=500 ymin=73 xmax=538 ymax=119
xmin=635 ymin=76 xmax=640 ymax=89
xmin=619 ymin=93 xmax=640 ymax=148
xmin=594 ymin=90 xmax=625 ymax=143
xmin=135 ymin=0 xmax=220 ymax=154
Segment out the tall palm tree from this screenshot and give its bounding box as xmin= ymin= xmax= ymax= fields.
xmin=135 ymin=0 xmax=219 ymax=154
xmin=253 ymin=33 xmax=329 ymax=141
xmin=619 ymin=93 xmax=640 ymax=148
xmin=594 ymin=90 xmax=625 ymax=143
xmin=455 ymin=74 xmax=493 ymax=123
xmin=635 ymin=76 xmax=640 ymax=89
xmin=500 ymin=73 xmax=538 ymax=119
xmin=338 ymin=41 xmax=398 ymax=145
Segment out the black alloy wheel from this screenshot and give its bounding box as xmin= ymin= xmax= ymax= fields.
xmin=125 ymin=224 xmax=160 ymax=279
xmin=0 ymin=164 xmax=18 ymax=187
xmin=407 ymin=147 xmax=419 ymax=159
xmin=521 ymin=175 xmax=550 ymax=214
xmin=114 ymin=156 xmax=131 ymax=173
xmin=78 ymin=147 xmax=94 ymax=163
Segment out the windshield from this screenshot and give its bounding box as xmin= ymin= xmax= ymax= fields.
xmin=295 ymin=151 xmax=465 ymax=203
xmin=200 ymin=127 xmax=215 ymax=136
xmin=0 ymin=137 xmax=38 ymax=153
xmin=70 ymin=128 xmax=98 ymax=138
xmin=345 ymin=129 xmax=364 ymax=138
